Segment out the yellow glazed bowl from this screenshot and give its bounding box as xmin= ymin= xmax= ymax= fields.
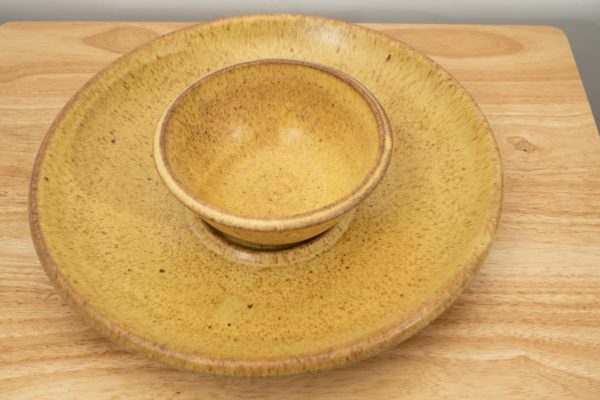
xmin=154 ymin=59 xmax=393 ymax=246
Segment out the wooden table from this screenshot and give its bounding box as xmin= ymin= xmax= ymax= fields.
xmin=1 ymin=22 xmax=599 ymax=399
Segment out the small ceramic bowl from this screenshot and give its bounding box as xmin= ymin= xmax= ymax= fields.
xmin=154 ymin=59 xmax=392 ymax=247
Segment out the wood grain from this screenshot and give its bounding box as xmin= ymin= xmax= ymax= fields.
xmin=1 ymin=21 xmax=599 ymax=399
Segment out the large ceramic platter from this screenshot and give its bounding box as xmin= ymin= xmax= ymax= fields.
xmin=30 ymin=14 xmax=502 ymax=376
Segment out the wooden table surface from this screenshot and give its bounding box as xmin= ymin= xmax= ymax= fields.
xmin=1 ymin=21 xmax=599 ymax=399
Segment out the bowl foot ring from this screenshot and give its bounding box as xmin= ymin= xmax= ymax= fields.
xmin=187 ymin=210 xmax=355 ymax=266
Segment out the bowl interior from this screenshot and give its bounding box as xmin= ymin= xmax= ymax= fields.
xmin=161 ymin=60 xmax=382 ymax=219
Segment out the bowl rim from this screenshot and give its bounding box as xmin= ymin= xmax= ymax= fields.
xmin=154 ymin=58 xmax=394 ymax=232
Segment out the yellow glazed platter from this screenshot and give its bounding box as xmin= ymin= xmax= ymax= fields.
xmin=29 ymin=14 xmax=502 ymax=376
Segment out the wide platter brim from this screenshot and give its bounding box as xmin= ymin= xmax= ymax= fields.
xmin=30 ymin=14 xmax=502 ymax=376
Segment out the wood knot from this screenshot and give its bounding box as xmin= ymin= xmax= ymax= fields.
xmin=83 ymin=26 xmax=159 ymax=54
xmin=389 ymin=29 xmax=522 ymax=58
xmin=508 ymin=136 xmax=537 ymax=153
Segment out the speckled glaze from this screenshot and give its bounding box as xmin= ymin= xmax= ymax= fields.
xmin=155 ymin=59 xmax=393 ymax=246
xmin=29 ymin=14 xmax=502 ymax=376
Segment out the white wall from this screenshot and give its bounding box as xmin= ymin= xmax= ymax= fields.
xmin=2 ymin=0 xmax=599 ymax=123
